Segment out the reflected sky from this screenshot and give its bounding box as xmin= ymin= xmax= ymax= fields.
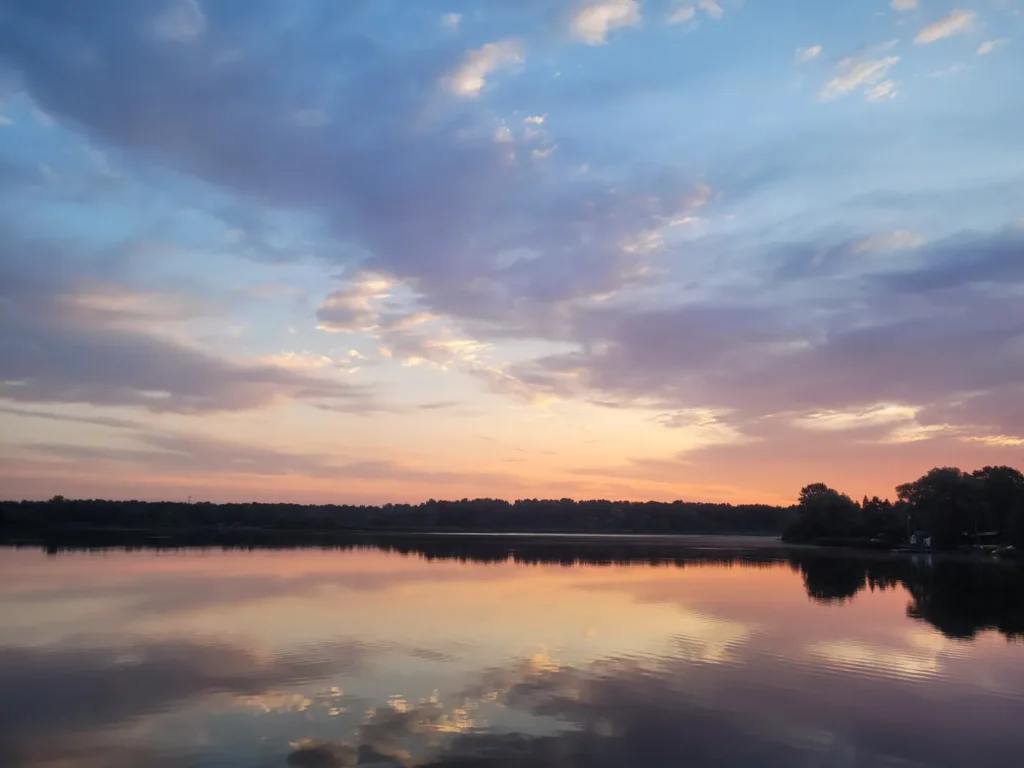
xmin=2 ymin=544 xmax=1023 ymax=767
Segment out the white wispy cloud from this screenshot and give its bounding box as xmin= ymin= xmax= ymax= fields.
xmin=441 ymin=13 xmax=462 ymax=30
xmin=794 ymin=403 xmax=919 ymax=432
xmin=698 ymin=0 xmax=724 ymax=20
xmin=852 ymin=230 xmax=925 ymax=253
xmin=571 ymin=0 xmax=641 ymax=45
xmin=977 ymin=39 xmax=1009 ymax=55
xmin=153 ymin=0 xmax=205 ymax=44
xmin=667 ymin=6 xmax=696 ymax=25
xmin=795 ymin=45 xmax=823 ymax=63
xmin=445 ymin=39 xmax=523 ymax=97
xmin=928 ymin=63 xmax=966 ymax=78
xmin=818 ymin=56 xmax=900 ymax=102
xmin=885 ymin=423 xmax=957 ymax=444
xmin=966 ymin=434 xmax=1024 ymax=447
xmin=523 ymin=116 xmax=547 ymax=141
xmin=667 ymin=1 xmax=723 ymax=25
xmin=865 ymin=80 xmax=898 ymax=101
xmin=259 ymin=352 xmax=341 ymax=371
xmin=914 ymin=11 xmax=977 ymax=45
xmin=891 ymin=0 xmax=917 ymax=12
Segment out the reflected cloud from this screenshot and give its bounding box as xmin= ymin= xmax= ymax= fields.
xmin=405 ymin=646 xmax=1022 ymax=768
xmin=807 ymin=640 xmax=940 ymax=681
xmin=670 ymin=611 xmax=752 ymax=664
xmin=0 ymin=636 xmax=367 ymax=767
xmin=2 ymin=546 xmax=1024 ymax=767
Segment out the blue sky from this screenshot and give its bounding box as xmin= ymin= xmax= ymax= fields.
xmin=1 ymin=0 xmax=1023 ymax=504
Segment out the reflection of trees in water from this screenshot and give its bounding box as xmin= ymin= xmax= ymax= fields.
xmin=789 ymin=552 xmax=1024 ymax=641
xmin=904 ymin=562 xmax=1024 ymax=640
xmin=26 ymin=530 xmax=795 ymax=569
xmin=19 ymin=532 xmax=1024 ymax=642
xmin=788 ymin=553 xmax=904 ymax=605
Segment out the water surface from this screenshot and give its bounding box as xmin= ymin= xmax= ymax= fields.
xmin=2 ymin=538 xmax=1023 ymax=767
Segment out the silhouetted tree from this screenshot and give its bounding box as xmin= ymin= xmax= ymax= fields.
xmin=897 ymin=467 xmax=985 ymax=548
xmin=782 ymin=483 xmax=863 ymax=542
xmin=972 ymin=466 xmax=1024 ymax=545
xmin=861 ymin=495 xmax=904 ymax=542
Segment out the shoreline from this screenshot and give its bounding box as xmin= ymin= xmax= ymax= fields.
xmin=1 ymin=527 xmax=1016 ymax=565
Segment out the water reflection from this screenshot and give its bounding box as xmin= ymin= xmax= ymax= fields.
xmin=18 ymin=532 xmax=1022 ymax=641
xmin=788 ymin=552 xmax=1024 ymax=640
xmin=1 ymin=538 xmax=1023 ymax=767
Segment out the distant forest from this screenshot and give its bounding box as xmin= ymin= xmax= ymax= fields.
xmin=2 ymin=465 xmax=1022 ymax=550
xmin=1 ymin=496 xmax=789 ymax=536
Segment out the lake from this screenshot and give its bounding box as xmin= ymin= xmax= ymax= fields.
xmin=2 ymin=536 xmax=1023 ymax=767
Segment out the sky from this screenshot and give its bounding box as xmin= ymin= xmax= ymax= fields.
xmin=0 ymin=0 xmax=1022 ymax=506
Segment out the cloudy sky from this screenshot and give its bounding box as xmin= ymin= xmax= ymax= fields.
xmin=1 ymin=0 xmax=1022 ymax=505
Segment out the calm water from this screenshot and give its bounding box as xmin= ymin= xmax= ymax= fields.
xmin=2 ymin=537 xmax=1024 ymax=768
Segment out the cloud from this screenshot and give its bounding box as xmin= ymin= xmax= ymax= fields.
xmin=698 ymin=0 xmax=724 ymax=20
xmin=818 ymin=56 xmax=899 ymax=102
xmin=0 ymin=405 xmax=139 ymax=430
xmin=314 ymin=270 xmax=503 ymax=375
xmin=966 ymin=434 xmax=1024 ymax=447
xmin=977 ymin=39 xmax=1009 ymax=56
xmin=152 ymin=0 xmax=205 ymax=44
xmin=0 ymin=236 xmax=370 ymax=413
xmin=795 ymin=45 xmax=822 ymax=63
xmin=667 ymin=1 xmax=722 ymax=25
xmin=914 ymin=11 xmax=977 ymax=45
xmin=667 ymin=6 xmax=696 ymax=25
xmin=792 ymin=404 xmax=921 ymax=435
xmin=21 ymin=427 xmax=520 ymax=488
xmin=874 ymin=229 xmax=1024 ymax=293
xmin=493 ymin=124 xmax=514 ymax=143
xmin=0 ymin=0 xmax=715 ymax=354
xmin=495 ymin=229 xmax=1024 ymax=449
xmin=0 ymin=637 xmax=367 ymax=759
xmin=852 ymin=230 xmax=925 ymax=252
xmin=3 ymin=0 xmax=1020 ymax=485
xmin=571 ymin=0 xmax=641 ymax=45
xmin=441 ymin=12 xmax=462 ymax=30
xmin=315 ymin=272 xmax=394 ymax=333
xmin=865 ymin=79 xmax=897 ymax=101
xmin=258 ymin=351 xmax=359 ymax=372
xmin=445 ymin=39 xmax=524 ymax=97
xmin=891 ymin=0 xmax=917 ymax=11
xmin=929 ymin=63 xmax=967 ymax=78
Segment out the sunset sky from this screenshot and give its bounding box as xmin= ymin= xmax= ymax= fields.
xmin=1 ymin=0 xmax=1022 ymax=505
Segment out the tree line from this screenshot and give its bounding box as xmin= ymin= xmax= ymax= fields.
xmin=0 ymin=496 xmax=791 ymax=536
xmin=1 ymin=464 xmax=1021 ymax=548
xmin=782 ymin=465 xmax=1024 ymax=549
